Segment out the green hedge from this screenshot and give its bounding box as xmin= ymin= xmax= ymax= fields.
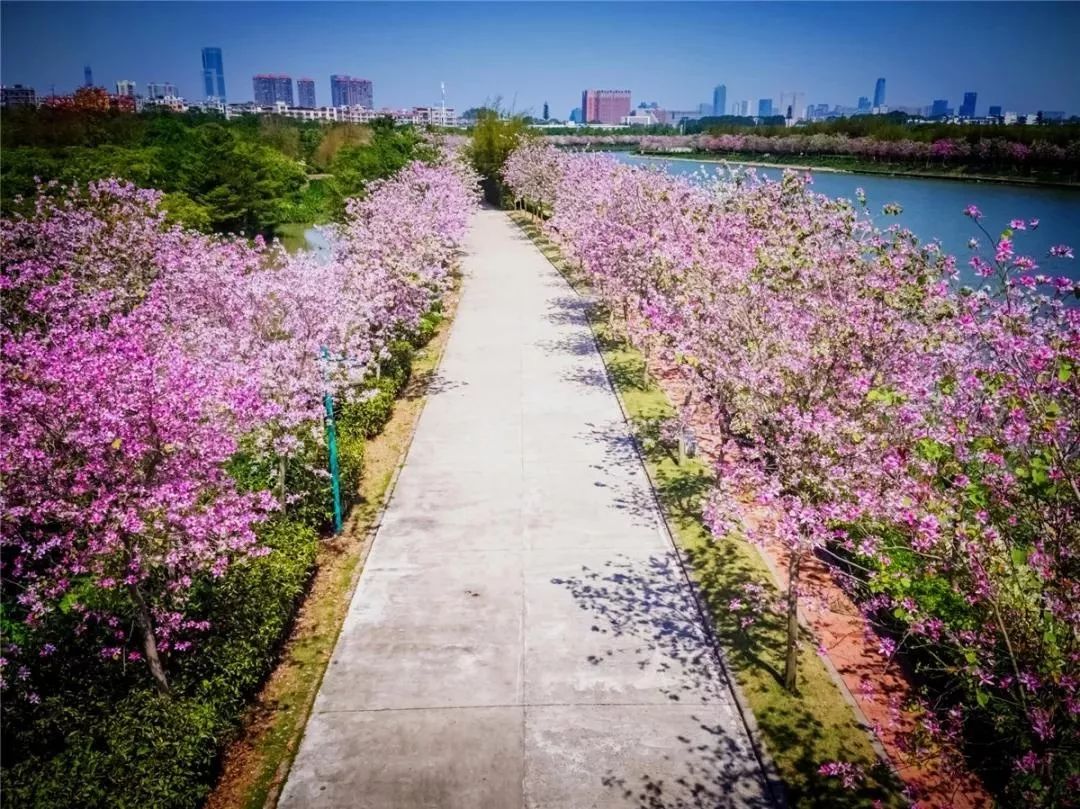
xmin=2 ymin=310 xmax=446 ymax=807
xmin=1 ymin=518 xmax=318 ymax=808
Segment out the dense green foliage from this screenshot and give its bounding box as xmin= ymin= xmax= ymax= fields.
xmin=0 ymin=317 xmax=436 ymax=808
xmin=731 ymin=114 xmax=1080 ymax=144
xmin=1 ymin=516 xmax=318 ymax=808
xmin=464 ymin=110 xmax=530 ymax=204
xmin=528 ymin=114 xmax=1080 ymax=146
xmin=0 ymin=107 xmax=428 ymax=235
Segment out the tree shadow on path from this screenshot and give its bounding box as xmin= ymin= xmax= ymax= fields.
xmin=553 ymin=553 xmax=778 ymax=809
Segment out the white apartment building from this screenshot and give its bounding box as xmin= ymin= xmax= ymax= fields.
xmin=262 ymin=102 xmax=461 ymax=127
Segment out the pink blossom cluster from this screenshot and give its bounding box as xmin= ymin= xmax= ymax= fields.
xmin=536 ymin=133 xmax=1080 ymax=169
xmin=506 ymin=142 xmax=1077 ymax=802
xmin=1 ymin=156 xmax=479 ymax=690
xmin=503 ymin=139 xmax=568 ymax=211
xmin=634 ymin=133 xmax=1079 ymax=167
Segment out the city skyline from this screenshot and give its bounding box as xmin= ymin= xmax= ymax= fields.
xmin=2 ymin=2 xmax=1078 ymax=116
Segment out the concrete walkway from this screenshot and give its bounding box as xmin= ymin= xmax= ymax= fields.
xmin=279 ymin=210 xmax=774 ymax=809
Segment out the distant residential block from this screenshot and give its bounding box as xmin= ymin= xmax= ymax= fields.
xmin=330 ymin=75 xmax=373 ymax=108
xmin=261 ymin=101 xmax=458 ymax=126
xmin=253 ymin=74 xmax=294 ymax=106
xmin=2 ymin=84 xmax=37 ymax=107
xmin=581 ymin=89 xmax=631 ymax=124
xmin=115 ymin=80 xmax=136 ymax=97
xmin=146 ymin=82 xmax=178 ymax=99
xmin=297 ymin=78 xmax=316 ymax=108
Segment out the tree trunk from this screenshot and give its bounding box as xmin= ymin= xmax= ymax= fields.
xmin=783 ymin=551 xmax=802 ymax=694
xmin=642 ymin=340 xmax=651 ymax=388
xmin=278 ymin=454 xmax=287 ymax=509
xmin=130 ymin=583 xmax=171 ymax=696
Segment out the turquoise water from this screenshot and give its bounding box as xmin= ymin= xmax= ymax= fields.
xmin=612 ymin=153 xmax=1080 ymax=282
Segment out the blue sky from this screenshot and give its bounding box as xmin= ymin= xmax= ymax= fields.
xmin=2 ymin=2 xmax=1077 ymax=116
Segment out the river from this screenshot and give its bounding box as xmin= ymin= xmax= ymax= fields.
xmin=612 ymin=153 xmax=1080 ymax=283
xmin=278 ymin=222 xmax=333 ymax=261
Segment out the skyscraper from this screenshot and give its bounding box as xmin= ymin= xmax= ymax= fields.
xmin=757 ymin=98 xmax=773 ymax=118
xmin=712 ymin=84 xmax=727 ymax=116
xmin=84 ymin=65 xmax=93 ymax=87
xmin=202 ymin=47 xmax=226 ymax=101
xmin=739 ymin=100 xmax=750 ymax=116
xmin=297 ymin=78 xmax=316 ymax=108
xmin=873 ymin=77 xmax=886 ymax=108
xmin=330 ymin=75 xmax=374 ymax=108
xmin=581 ymin=89 xmax=631 ymax=124
xmin=542 ymin=101 xmax=549 ymax=120
xmin=253 ymin=75 xmax=293 ymax=106
xmin=857 ymin=96 xmax=871 ymax=112
xmin=959 ymin=91 xmax=977 ymax=118
xmin=569 ymin=107 xmax=582 ymax=123
xmin=115 ymin=80 xmax=136 ymax=97
xmin=931 ymin=99 xmax=950 ymax=118
xmin=988 ymin=105 xmax=1002 ymax=118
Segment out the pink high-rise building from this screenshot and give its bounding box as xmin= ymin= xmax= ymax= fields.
xmin=581 ymin=89 xmax=631 ymax=124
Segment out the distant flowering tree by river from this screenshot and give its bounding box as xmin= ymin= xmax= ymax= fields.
xmin=539 ymin=132 xmax=1080 ymax=176
xmin=505 ymin=141 xmax=1078 ymax=806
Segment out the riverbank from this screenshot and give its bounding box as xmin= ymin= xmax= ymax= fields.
xmin=636 ymin=150 xmax=1080 ymax=188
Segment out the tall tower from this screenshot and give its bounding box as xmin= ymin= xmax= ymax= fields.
xmin=202 ymin=47 xmax=226 ymax=101
xmin=960 ymin=91 xmax=977 ymax=118
xmin=712 ymin=84 xmax=727 ymax=116
xmin=83 ymin=65 xmax=93 ymax=87
xmin=873 ymin=77 xmax=886 ymax=108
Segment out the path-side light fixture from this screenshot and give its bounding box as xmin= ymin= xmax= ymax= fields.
xmin=320 ymin=346 xmax=344 ymax=534
xmin=319 ymin=345 xmax=383 ymax=535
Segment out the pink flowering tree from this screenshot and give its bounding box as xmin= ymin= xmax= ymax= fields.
xmin=503 ymin=139 xmax=566 ymax=215
xmin=1 ymin=157 xmax=479 ymax=696
xmin=507 ymin=143 xmax=1078 ymax=802
xmin=1 ymin=183 xmax=273 ymax=694
xmin=853 ymin=209 xmax=1079 ymax=802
